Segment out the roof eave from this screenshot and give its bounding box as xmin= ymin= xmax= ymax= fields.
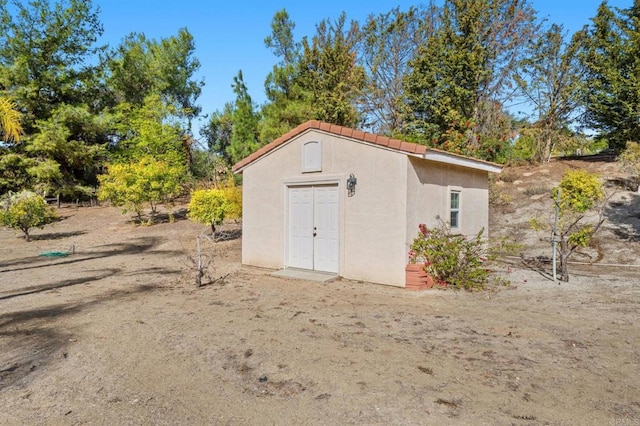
xmin=423 ymin=150 xmax=503 ymax=173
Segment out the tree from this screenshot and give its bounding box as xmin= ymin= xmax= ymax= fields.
xmin=530 ymin=169 xmax=605 ymax=282
xmin=259 ymin=9 xmax=316 ymax=144
xmin=0 ymin=190 xmax=58 ymax=241
xmin=26 ymin=104 xmax=111 ymax=197
xmin=0 ymin=0 xmax=114 ymax=197
xmin=189 ymin=187 xmax=242 ymax=236
xmin=200 ymin=102 xmax=234 ymax=165
xmin=357 ymin=5 xmax=436 ymax=134
xmin=106 ymin=28 xmax=203 ymax=127
xmin=580 ymin=1 xmax=640 ymax=153
xmin=98 ymin=157 xmax=184 ymax=222
xmin=227 ymin=71 xmax=260 ymax=165
xmin=259 ymin=10 xmax=365 ymax=143
xmin=0 ymin=96 xmax=23 ymax=142
xmin=112 ymin=94 xmax=188 ymax=167
xmin=402 ymin=0 xmax=538 ymax=161
xmin=515 ymin=24 xmax=586 ymax=163
xmin=0 ymin=0 xmax=104 ymax=132
xmin=298 ymin=12 xmax=365 ymax=128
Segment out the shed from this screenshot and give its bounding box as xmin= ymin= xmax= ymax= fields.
xmin=232 ymin=120 xmax=502 ymax=288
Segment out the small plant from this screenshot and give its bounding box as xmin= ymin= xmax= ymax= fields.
xmin=489 ymin=185 xmax=512 ymax=206
xmin=187 ymin=181 xmax=242 ymax=235
xmin=529 ymin=169 xmax=606 ymax=281
xmin=408 ymin=219 xmax=488 ymax=290
xmin=499 ymin=169 xmax=519 ymax=183
xmin=0 ymin=191 xmax=58 ymax=241
xmin=523 ymin=183 xmax=549 ymax=197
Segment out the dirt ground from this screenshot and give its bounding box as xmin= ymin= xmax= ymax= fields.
xmin=1 ymin=174 xmax=639 ymax=425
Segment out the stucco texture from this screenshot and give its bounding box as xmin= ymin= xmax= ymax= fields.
xmin=239 ymin=128 xmax=491 ymax=287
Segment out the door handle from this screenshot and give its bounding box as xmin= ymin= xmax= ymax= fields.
xmin=313 ymin=227 xmax=317 ymax=237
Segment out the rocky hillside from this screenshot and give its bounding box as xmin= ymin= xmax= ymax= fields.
xmin=489 ymin=158 xmax=640 ymax=269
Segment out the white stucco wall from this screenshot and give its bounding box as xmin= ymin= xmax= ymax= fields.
xmin=241 ymin=129 xmax=409 ymax=286
xmin=405 ymin=156 xmax=490 ymax=253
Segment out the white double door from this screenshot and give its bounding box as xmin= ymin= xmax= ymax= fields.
xmin=288 ymin=185 xmax=339 ymax=273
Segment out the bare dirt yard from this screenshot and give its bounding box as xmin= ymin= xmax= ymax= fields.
xmin=1 ymin=162 xmax=639 ymax=425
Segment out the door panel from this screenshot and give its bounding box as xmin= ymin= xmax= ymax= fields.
xmin=313 ymin=186 xmax=339 ymax=273
xmin=287 ymin=185 xmax=339 ymax=273
xmin=288 ymin=187 xmax=314 ymax=269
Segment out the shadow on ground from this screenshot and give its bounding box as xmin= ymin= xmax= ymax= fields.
xmin=605 ymin=193 xmax=640 ymax=242
xmin=30 ymin=230 xmax=87 ymax=241
xmin=0 ymin=236 xmax=182 ymax=273
xmin=0 ymin=269 xmax=121 ymax=300
xmin=0 ymin=284 xmax=159 ymax=391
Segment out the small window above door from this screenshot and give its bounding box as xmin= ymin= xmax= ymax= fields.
xmin=302 ymin=140 xmax=322 ymax=173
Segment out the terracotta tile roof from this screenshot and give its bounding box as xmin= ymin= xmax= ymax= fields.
xmin=231 ymin=120 xmax=501 ymax=172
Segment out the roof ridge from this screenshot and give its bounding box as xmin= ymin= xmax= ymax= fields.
xmin=231 ymin=120 xmax=500 ymax=172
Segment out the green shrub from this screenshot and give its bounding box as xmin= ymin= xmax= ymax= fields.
xmin=408 ymin=219 xmax=488 ymax=290
xmin=98 ymin=157 xmax=184 ymax=222
xmin=188 ymin=184 xmax=242 ymax=234
xmin=0 ymin=191 xmax=58 ymax=241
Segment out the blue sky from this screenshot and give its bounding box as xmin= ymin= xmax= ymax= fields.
xmin=95 ymin=0 xmax=631 ymax=136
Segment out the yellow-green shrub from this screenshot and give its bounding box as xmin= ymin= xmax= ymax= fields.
xmin=0 ymin=191 xmax=58 ymax=241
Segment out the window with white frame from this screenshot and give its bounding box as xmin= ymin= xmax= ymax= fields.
xmin=449 ymin=190 xmax=460 ymax=229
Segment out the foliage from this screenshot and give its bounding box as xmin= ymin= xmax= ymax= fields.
xmin=256 ymin=9 xmax=365 ymax=145
xmin=579 ymin=2 xmax=640 ymax=153
xmin=187 ymin=185 xmax=242 ymax=234
xmin=221 ymin=184 xmax=242 ymax=221
xmin=515 ymin=24 xmax=585 ymax=163
xmin=298 ymin=12 xmax=365 ymax=128
xmin=0 ymin=0 xmax=105 ymax=132
xmin=402 ymin=0 xmax=538 ymax=162
xmin=227 ymin=71 xmax=260 ymax=165
xmin=530 ymin=169 xmax=605 ymax=281
xmin=259 ymin=9 xmax=315 ymax=145
xmin=357 ymin=5 xmax=435 ymax=134
xmin=0 ymin=152 xmax=36 ymax=194
xmin=0 ymin=191 xmax=58 ymax=241
xmin=106 ymin=28 xmax=203 ymax=126
xmin=98 ymin=157 xmax=184 ymax=221
xmin=554 ymin=169 xmax=604 ymax=213
xmin=112 ymin=94 xmax=188 ymax=167
xmin=408 ymin=220 xmax=489 ymax=290
xmin=27 ymin=104 xmax=110 ymax=194
xmin=200 ymin=103 xmax=234 ymax=165
xmin=0 ymin=96 xmax=23 ymax=142
xmin=0 ymin=1 xmax=200 ymax=198
xmin=189 ymin=149 xmax=231 ymax=186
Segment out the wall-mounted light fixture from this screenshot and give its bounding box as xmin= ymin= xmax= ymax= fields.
xmin=346 ymin=173 xmax=357 ymax=196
